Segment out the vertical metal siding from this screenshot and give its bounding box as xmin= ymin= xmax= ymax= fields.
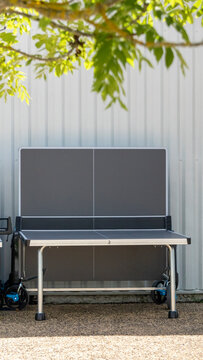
xmin=0 ymin=22 xmax=202 ymax=291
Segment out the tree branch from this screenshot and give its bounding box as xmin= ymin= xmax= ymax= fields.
xmin=0 ymin=44 xmax=75 ymax=61
xmin=1 ymin=0 xmax=203 ymax=51
xmin=130 ymin=30 xmax=203 ymax=48
xmin=5 ymin=9 xmax=94 ymax=37
xmin=135 ymin=39 xmax=203 ymax=48
xmin=96 ymin=4 xmax=203 ymax=49
xmin=2 ymin=0 xmax=92 ymax=21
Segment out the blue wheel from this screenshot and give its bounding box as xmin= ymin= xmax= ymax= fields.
xmin=5 ymin=285 xmax=28 ymax=310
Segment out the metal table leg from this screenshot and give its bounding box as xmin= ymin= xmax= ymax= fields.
xmin=18 ymin=237 xmax=22 ymax=279
xmin=22 ymin=242 xmax=26 ymax=279
xmin=35 ymin=246 xmax=46 ymax=321
xmin=167 ymin=245 xmax=178 ymax=319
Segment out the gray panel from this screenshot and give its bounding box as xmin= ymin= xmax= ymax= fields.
xmin=21 ymin=149 xmax=93 ymax=216
xmin=94 ymin=149 xmax=166 ymax=216
xmin=25 ymin=246 xmax=165 ymax=282
xmin=95 ymin=247 xmax=166 ymax=281
xmin=25 ymin=247 xmax=93 ymax=281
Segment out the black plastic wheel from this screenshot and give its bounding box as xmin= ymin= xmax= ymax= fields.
xmin=5 ymin=285 xmax=28 ymax=310
xmin=151 ymin=280 xmax=167 ymax=305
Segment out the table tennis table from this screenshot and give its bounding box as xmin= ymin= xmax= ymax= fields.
xmin=15 ymin=148 xmax=190 ymax=321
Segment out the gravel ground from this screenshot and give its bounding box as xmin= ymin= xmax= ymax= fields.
xmin=0 ymin=303 xmax=202 ymax=360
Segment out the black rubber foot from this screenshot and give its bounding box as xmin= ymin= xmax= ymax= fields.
xmin=168 ymin=310 xmax=179 ymax=319
xmin=35 ymin=312 xmax=46 ymax=321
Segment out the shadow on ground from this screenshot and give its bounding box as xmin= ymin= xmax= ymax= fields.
xmin=0 ymin=303 xmax=202 ymax=338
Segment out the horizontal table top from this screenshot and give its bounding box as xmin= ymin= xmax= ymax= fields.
xmin=20 ymin=229 xmax=190 ymax=247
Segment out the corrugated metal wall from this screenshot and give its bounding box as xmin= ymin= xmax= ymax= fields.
xmin=0 ymin=21 xmax=202 ymax=291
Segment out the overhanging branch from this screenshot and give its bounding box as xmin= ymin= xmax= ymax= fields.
xmin=5 ymin=9 xmax=94 ymax=37
xmin=0 ymin=43 xmax=76 ymax=61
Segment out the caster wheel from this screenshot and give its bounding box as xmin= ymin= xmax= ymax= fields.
xmin=5 ymin=285 xmax=28 ymax=310
xmin=151 ymin=280 xmax=167 ymax=304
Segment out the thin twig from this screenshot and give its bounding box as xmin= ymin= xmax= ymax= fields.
xmin=0 ymin=44 xmax=76 ymax=61
xmin=132 ymin=37 xmax=203 ymax=48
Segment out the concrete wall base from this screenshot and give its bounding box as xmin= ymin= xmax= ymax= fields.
xmin=30 ymin=293 xmax=203 ymax=305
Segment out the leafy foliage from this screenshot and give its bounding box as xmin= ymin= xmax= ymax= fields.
xmin=0 ymin=0 xmax=202 ymax=108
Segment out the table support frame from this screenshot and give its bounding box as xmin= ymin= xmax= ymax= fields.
xmin=35 ymin=244 xmax=178 ymax=321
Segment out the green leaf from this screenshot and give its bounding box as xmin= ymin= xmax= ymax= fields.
xmin=39 ymin=17 xmax=51 ymax=31
xmin=165 ymin=48 xmax=174 ymax=68
xmin=146 ymin=29 xmax=156 ymax=44
xmin=126 ymin=58 xmax=134 ymax=67
xmin=166 ymin=16 xmax=173 ymax=26
xmin=154 ymin=10 xmax=163 ymax=20
xmin=118 ymin=98 xmax=128 ymax=111
xmin=139 ymin=56 xmax=153 ymax=70
xmin=115 ymin=49 xmax=126 ymax=67
xmin=0 ymin=32 xmax=16 ymax=44
xmin=84 ymin=58 xmax=93 ymax=70
xmin=181 ymin=28 xmax=190 ymax=43
xmin=26 ymin=59 xmax=32 ymax=66
xmin=70 ymin=1 xmax=81 ymax=11
xmin=55 ymin=64 xmax=61 ymax=77
xmin=175 ymin=49 xmax=188 ymax=75
xmin=7 ymin=89 xmax=14 ymax=96
xmin=193 ymin=0 xmax=202 ymax=9
xmin=105 ymin=97 xmax=116 ymax=110
xmin=154 ymin=47 xmax=163 ymax=62
xmin=35 ymin=41 xmax=44 ymax=49
xmin=175 ymin=24 xmax=190 ymax=43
